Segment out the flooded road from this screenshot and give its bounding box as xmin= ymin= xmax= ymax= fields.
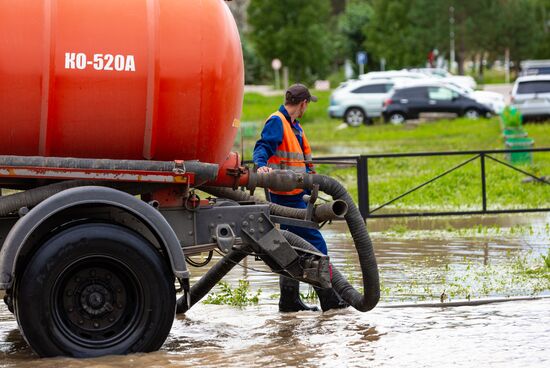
xmin=1 ymin=214 xmax=549 ymax=367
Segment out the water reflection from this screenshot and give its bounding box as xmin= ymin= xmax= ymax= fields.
xmin=2 ymin=297 xmax=549 ymax=367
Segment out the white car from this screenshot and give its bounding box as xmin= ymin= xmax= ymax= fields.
xmin=359 ymin=70 xmax=427 ymax=82
xmin=446 ymin=82 xmax=506 ymax=114
xmin=329 ymin=78 xmax=398 ymax=126
xmin=511 ymin=75 xmax=550 ymax=121
xmin=410 ymin=68 xmax=477 ymax=90
xmin=361 ymin=68 xmax=477 ymax=92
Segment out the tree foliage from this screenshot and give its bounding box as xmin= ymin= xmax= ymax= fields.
xmin=364 ymin=0 xmax=548 ymax=73
xmin=366 ymin=0 xmax=421 ymax=69
xmin=335 ymin=0 xmax=373 ymax=62
xmin=247 ymin=0 xmax=334 ymax=83
xmin=532 ymin=0 xmax=550 ymax=58
xmin=241 ymin=35 xmax=266 ymax=84
xmin=240 ymin=0 xmax=549 ymax=83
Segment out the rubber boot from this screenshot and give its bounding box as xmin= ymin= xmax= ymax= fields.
xmin=314 ymin=287 xmax=349 ymax=312
xmin=278 ymin=276 xmax=319 ymax=312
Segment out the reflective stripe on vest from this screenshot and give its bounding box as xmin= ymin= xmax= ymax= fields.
xmin=266 ymin=111 xmax=312 ymax=195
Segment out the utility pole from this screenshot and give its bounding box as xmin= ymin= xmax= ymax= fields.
xmin=505 ymin=48 xmax=510 ymax=84
xmin=272 ymin=58 xmax=282 ymax=90
xmin=449 ymin=6 xmax=455 ymax=74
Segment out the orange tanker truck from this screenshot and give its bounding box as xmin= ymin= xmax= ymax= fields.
xmin=0 ymin=0 xmax=379 ymax=357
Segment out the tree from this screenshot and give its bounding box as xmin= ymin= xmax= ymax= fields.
xmin=247 ymin=0 xmax=334 ymax=83
xmin=365 ymin=0 xmax=430 ymax=69
xmin=336 ymin=0 xmax=373 ymax=63
xmin=494 ymin=0 xmax=540 ymax=71
xmin=241 ymin=35 xmax=267 ymax=84
xmin=532 ymin=0 xmax=550 ymax=58
xmin=364 ymin=0 xmax=544 ymax=74
xmin=227 ymin=0 xmax=250 ymax=32
xmin=330 ymin=0 xmax=347 ymax=15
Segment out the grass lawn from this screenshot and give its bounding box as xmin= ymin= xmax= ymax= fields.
xmin=238 ymin=91 xmax=550 ymax=212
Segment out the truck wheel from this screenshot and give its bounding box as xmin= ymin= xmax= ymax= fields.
xmin=14 ymin=223 xmax=175 ymax=357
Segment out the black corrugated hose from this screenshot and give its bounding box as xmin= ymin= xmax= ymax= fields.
xmin=0 ymin=180 xmax=109 ymax=216
xmin=201 ymin=186 xmax=347 ymax=223
xmin=176 ymin=248 xmax=248 ymax=313
xmin=202 ymin=186 xmax=306 ymax=219
xmin=0 ymin=157 xmax=220 ymax=216
xmin=205 ymin=172 xmax=380 ymax=313
xmin=302 ymin=174 xmax=380 ymax=312
xmin=0 ymin=180 xmax=162 ymax=217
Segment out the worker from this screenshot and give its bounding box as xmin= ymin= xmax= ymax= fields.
xmin=253 ymin=83 xmax=348 ymax=312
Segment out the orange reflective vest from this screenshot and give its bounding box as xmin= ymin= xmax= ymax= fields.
xmin=266 ymin=111 xmax=314 ymax=195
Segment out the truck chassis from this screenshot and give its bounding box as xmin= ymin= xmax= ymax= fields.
xmin=0 ymin=153 xmax=378 ymax=357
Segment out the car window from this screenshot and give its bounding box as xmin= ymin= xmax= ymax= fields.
xmin=351 ymin=84 xmax=389 ymax=94
xmin=428 ymin=87 xmax=455 ymax=100
xmin=516 ymin=81 xmax=550 ymax=94
xmin=385 ymin=84 xmax=394 ymax=92
xmin=394 ymin=87 xmax=427 ymax=98
xmin=524 ymin=67 xmax=550 ymax=76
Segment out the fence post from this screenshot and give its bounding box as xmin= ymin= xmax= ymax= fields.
xmin=357 ymin=155 xmax=369 ymax=219
xmin=480 ymin=153 xmax=487 ymax=212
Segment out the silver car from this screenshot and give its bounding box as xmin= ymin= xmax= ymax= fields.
xmin=511 ymin=75 xmax=550 ymax=121
xmin=328 ymin=79 xmax=395 ymax=126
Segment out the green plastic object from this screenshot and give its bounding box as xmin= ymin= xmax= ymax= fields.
xmin=501 ymin=106 xmax=523 ymax=128
xmin=502 ymin=127 xmax=527 ymax=140
xmin=505 ymin=137 xmax=534 ymax=164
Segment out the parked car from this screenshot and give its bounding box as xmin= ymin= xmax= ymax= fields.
xmin=520 ymin=60 xmax=550 ymax=76
xmin=361 ymin=68 xmax=477 ymax=93
xmin=511 ymin=75 xmax=550 ymax=121
xmin=328 ymin=78 xmax=397 ymax=126
xmin=382 ymin=82 xmax=493 ymax=124
xmin=409 ymin=68 xmax=477 ymax=90
xmin=359 ymin=70 xmax=427 ymax=82
xmin=445 ymin=81 xmax=506 ymax=114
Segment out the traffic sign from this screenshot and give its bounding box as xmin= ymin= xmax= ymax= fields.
xmin=356 ymin=52 xmax=367 ymax=65
xmin=271 ymin=58 xmax=282 ymax=70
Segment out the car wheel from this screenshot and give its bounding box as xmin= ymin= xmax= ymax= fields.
xmin=388 ymin=112 xmax=406 ymax=125
xmin=344 ymin=107 xmax=366 ymax=127
xmin=464 ymin=108 xmax=480 ymax=120
xmin=14 ymin=223 xmax=176 ymax=357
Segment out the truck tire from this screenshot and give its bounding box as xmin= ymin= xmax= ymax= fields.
xmin=14 ymin=223 xmax=175 ymax=357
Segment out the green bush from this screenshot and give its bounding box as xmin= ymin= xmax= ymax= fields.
xmin=204 ymin=280 xmax=261 ymax=307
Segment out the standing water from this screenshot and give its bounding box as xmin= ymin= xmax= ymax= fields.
xmin=1 ymin=214 xmax=549 ymax=367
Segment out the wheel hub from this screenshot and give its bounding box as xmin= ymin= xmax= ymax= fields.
xmin=81 ymin=285 xmax=111 ymax=316
xmin=346 ymin=109 xmax=364 ymax=126
xmin=61 ymin=266 xmax=129 ymax=333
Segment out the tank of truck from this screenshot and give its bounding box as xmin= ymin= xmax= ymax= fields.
xmin=0 ymin=0 xmax=244 ymax=164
